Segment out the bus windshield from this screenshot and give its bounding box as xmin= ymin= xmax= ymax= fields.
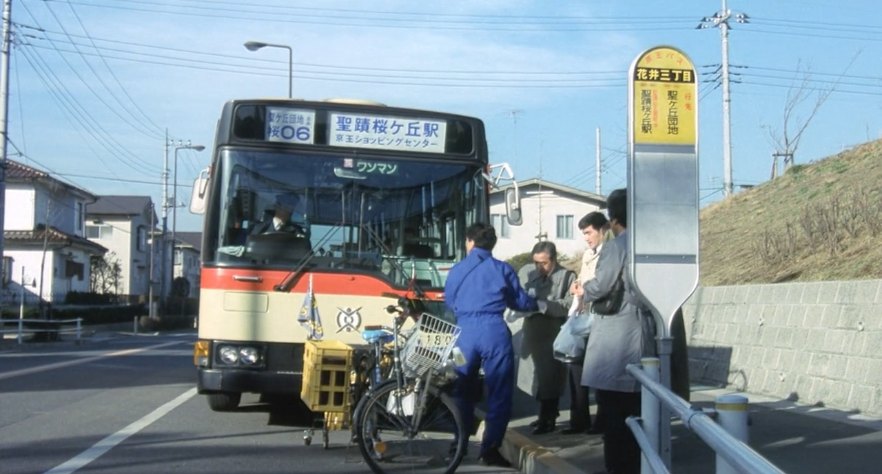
xmin=206 ymin=148 xmax=487 ymax=288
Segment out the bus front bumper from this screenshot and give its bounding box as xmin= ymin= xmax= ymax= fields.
xmin=197 ymin=368 xmax=302 ymax=395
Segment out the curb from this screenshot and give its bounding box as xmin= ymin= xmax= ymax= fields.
xmin=502 ymin=428 xmax=585 ymax=474
xmin=473 ymin=406 xmax=590 ymax=474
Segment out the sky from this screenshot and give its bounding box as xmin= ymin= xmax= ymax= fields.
xmin=8 ymin=0 xmax=882 ymax=233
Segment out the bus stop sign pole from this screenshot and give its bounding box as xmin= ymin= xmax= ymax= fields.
xmin=627 ymin=45 xmax=699 ymax=469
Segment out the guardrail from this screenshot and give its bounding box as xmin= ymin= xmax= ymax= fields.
xmin=0 ymin=318 xmax=83 ymax=344
xmin=626 ymin=357 xmax=785 ymax=474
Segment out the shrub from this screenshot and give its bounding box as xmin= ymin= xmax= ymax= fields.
xmin=506 ymin=252 xmax=533 ymax=271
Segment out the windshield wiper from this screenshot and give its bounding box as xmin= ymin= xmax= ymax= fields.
xmin=272 ymin=225 xmax=339 ymax=292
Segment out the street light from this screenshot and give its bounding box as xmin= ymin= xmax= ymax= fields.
xmin=244 ymin=40 xmax=293 ymax=98
xmin=172 ymin=142 xmax=205 ymax=287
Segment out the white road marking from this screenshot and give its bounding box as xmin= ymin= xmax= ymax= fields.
xmin=44 ymin=387 xmax=198 ymax=474
xmin=0 ymin=341 xmax=183 ymax=381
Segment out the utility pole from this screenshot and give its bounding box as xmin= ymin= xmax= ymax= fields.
xmin=698 ymin=0 xmax=749 ymax=198
xmin=0 ymin=0 xmax=13 ymax=282
xmin=160 ymin=131 xmax=169 ymax=310
xmin=595 ymin=127 xmax=602 ymax=195
xmin=148 ymin=200 xmax=156 ymax=320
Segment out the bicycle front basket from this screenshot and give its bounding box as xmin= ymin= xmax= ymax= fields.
xmin=401 ymin=313 xmax=462 ymax=377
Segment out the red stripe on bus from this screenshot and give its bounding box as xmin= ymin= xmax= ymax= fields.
xmin=200 ymin=267 xmax=444 ymax=299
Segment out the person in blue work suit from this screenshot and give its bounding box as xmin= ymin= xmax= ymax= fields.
xmin=444 ymin=222 xmax=538 ymax=468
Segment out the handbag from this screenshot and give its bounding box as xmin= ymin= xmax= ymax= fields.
xmin=590 ymin=267 xmax=625 ymax=315
xmin=553 ymin=316 xmax=588 ymax=362
xmin=568 ymin=311 xmax=594 ymax=337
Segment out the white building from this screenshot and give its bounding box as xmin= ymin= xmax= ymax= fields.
xmin=173 ymin=231 xmax=201 ymax=298
xmin=489 ymin=178 xmax=607 ymax=261
xmin=85 ymin=196 xmax=157 ymax=303
xmin=1 ymin=160 xmax=106 ymax=305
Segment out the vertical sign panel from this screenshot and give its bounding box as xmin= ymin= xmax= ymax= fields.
xmin=628 ymin=46 xmax=699 ymax=336
xmin=633 ymin=47 xmax=697 ymax=146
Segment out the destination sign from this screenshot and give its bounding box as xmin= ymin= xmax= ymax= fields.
xmin=328 ymin=112 xmax=447 ymax=153
xmin=266 ymin=107 xmax=316 ymax=144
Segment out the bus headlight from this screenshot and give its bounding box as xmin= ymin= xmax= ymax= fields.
xmin=219 ymin=346 xmax=240 ymax=364
xmin=239 ymin=347 xmax=260 ymax=365
xmin=213 ymin=343 xmax=266 ymax=368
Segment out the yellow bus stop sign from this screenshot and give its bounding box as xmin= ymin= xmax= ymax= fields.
xmin=632 ymin=46 xmax=697 ymax=146
xmin=627 ymin=45 xmax=699 ymax=336
xmin=628 ymin=47 xmax=699 ymax=466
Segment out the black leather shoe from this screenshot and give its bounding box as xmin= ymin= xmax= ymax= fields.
xmin=531 ymin=420 xmax=556 ymax=435
xmin=478 ymin=449 xmax=511 ymax=467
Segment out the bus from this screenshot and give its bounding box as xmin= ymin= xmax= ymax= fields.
xmin=190 ymin=98 xmax=521 ymax=411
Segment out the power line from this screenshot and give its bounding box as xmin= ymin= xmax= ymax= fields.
xmin=15 ymin=45 xmax=159 ymax=176
xmin=54 ymin=0 xmax=697 ymax=31
xmin=58 ymin=0 xmax=165 ymax=136
xmin=19 ymin=22 xmax=881 ymax=93
xmin=16 ymin=2 xmax=164 ymax=142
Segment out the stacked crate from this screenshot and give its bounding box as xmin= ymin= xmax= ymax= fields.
xmin=300 ymin=340 xmax=353 ymax=417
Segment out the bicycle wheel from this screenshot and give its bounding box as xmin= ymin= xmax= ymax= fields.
xmin=355 ymin=379 xmax=466 ymax=474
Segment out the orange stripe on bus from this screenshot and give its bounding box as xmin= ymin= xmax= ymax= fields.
xmin=199 ymin=267 xmax=444 ymax=299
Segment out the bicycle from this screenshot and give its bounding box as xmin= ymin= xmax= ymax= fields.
xmin=353 ymin=302 xmax=467 ymax=474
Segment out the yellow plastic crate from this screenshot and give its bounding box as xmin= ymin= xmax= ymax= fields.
xmin=300 ymin=340 xmax=353 ymax=412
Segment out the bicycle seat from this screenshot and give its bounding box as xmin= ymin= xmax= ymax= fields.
xmin=362 ymin=328 xmax=394 ymax=345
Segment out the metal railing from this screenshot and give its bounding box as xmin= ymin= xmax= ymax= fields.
xmin=0 ymin=318 xmax=83 ymax=344
xmin=626 ymin=357 xmax=785 ymax=474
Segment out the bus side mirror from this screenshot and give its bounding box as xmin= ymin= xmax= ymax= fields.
xmin=484 ymin=163 xmax=522 ymax=226
xmin=504 ymin=186 xmax=522 ymax=226
xmin=189 ymin=169 xmax=210 ymax=214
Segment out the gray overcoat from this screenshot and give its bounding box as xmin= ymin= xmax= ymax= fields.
xmin=580 ymin=230 xmax=657 ymax=392
xmin=517 ymin=263 xmax=576 ymax=400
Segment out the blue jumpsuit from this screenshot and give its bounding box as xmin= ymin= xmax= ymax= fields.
xmin=444 ymin=247 xmax=537 ymax=455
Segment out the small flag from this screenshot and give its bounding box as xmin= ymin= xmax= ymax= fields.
xmin=297 ymin=274 xmax=324 ymax=340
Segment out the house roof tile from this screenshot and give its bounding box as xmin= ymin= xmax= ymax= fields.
xmin=5 ymin=226 xmax=108 ymax=255
xmin=6 ymin=159 xmax=96 ymax=200
xmin=6 ymin=160 xmax=50 ymax=180
xmin=86 ymin=195 xmax=154 ymax=216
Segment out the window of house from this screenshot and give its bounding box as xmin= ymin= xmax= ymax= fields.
xmin=75 ymin=202 xmax=85 ymax=234
xmin=556 ymin=215 xmax=574 ymax=239
xmin=137 ymin=226 xmax=147 ymax=251
xmin=86 ymin=224 xmax=113 ymax=239
xmin=65 ymin=260 xmax=85 ymax=281
xmin=2 ymin=256 xmax=11 ymax=288
xmin=490 ymin=213 xmax=510 ymax=238
xmin=174 ymin=248 xmax=182 ymax=266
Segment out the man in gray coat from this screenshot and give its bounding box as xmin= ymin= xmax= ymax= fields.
xmin=578 ymin=189 xmax=656 ymax=474
xmin=514 ymin=241 xmax=576 ymax=435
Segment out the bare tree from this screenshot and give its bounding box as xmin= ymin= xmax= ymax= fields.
xmin=766 ymin=54 xmax=859 ymax=176
xmin=91 ymin=252 xmax=123 ymax=296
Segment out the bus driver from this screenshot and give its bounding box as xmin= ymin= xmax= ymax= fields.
xmin=251 ymin=193 xmax=307 ymax=238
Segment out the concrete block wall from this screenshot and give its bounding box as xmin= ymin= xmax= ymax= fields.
xmin=681 ymin=280 xmax=882 ymax=417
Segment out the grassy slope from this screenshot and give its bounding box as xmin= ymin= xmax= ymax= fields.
xmin=699 ymin=138 xmax=882 ymax=286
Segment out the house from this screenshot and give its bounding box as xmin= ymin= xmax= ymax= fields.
xmin=1 ymin=160 xmax=107 ymax=306
xmin=85 ymin=196 xmax=157 ymax=303
xmin=489 ymin=178 xmax=607 ymax=261
xmin=173 ymin=231 xmax=201 ymax=298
